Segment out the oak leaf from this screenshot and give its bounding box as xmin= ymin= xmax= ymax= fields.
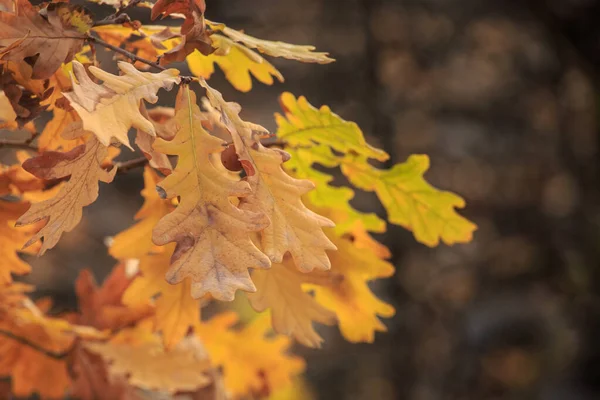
xmin=275 ymin=92 xmax=388 ymax=161
xmin=0 ymin=1 xmax=92 ymax=79
xmin=0 ymin=297 xmax=105 ymax=399
xmin=309 ymin=232 xmax=395 ymax=343
xmin=16 ymin=136 xmax=117 ymax=254
xmin=276 ymin=93 xmax=477 ymax=246
xmin=285 ymin=146 xmax=386 ymax=235
xmin=0 ymin=201 xmax=38 ymax=284
xmin=136 ymin=106 xmax=174 ymax=175
xmin=63 ymin=61 xmax=180 ymax=148
xmin=74 ymin=264 xmax=153 ymax=331
xmin=201 ymin=81 xmax=336 ymax=272
xmin=84 ymin=334 xmax=211 ymax=394
xmin=197 ymin=312 xmax=305 ymax=397
xmin=151 ymin=86 xmax=270 ymax=301
xmin=247 ymin=258 xmax=336 ymax=348
xmin=69 ymin=343 xmax=143 ymax=400
xmin=341 ymin=154 xmax=477 ymax=246
xmin=187 ymin=35 xmax=283 ymax=92
xmin=213 ymin=22 xmax=334 ymax=64
xmin=123 ymin=244 xmax=202 ymax=350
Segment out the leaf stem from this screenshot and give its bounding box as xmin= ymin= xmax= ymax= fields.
xmin=87 ymin=34 xmax=167 ymax=72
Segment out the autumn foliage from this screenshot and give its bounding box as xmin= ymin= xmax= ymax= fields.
xmin=0 ymin=0 xmax=476 ymax=398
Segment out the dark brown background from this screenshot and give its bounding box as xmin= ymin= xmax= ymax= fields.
xmin=13 ymin=0 xmax=600 ymax=399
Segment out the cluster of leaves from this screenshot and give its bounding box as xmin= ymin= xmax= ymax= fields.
xmin=0 ymin=0 xmax=476 ymax=398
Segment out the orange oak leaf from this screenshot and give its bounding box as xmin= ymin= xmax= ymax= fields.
xmin=0 ymin=297 xmax=104 ymax=399
xmin=151 ymin=85 xmax=270 ymax=301
xmin=0 ymin=1 xmax=92 ymax=79
xmin=73 ymin=264 xmax=153 ymax=331
xmin=123 ymin=245 xmax=202 ymax=350
xmin=16 ymin=136 xmax=117 ymax=254
xmin=247 ymin=257 xmax=336 ymax=348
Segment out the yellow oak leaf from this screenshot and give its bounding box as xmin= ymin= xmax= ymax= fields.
xmin=187 ymin=35 xmax=284 ymax=92
xmin=63 ymin=61 xmax=180 ymax=148
xmin=308 ymin=232 xmax=395 ymax=343
xmin=110 ymin=166 xmax=173 ymax=260
xmin=84 ymin=334 xmax=211 ymax=394
xmin=211 ymin=22 xmax=334 ymax=64
xmin=0 ymin=201 xmax=39 ymax=284
xmin=151 ymin=86 xmax=270 ymax=301
xmin=0 ymin=1 xmax=92 ymax=80
xmin=122 ymin=244 xmax=202 ymax=350
xmin=275 ymin=92 xmax=389 ymax=161
xmin=201 ymin=81 xmax=336 ymax=271
xmin=276 ymin=93 xmax=476 ymax=246
xmin=247 ymin=258 xmax=336 ymax=348
xmin=285 ymin=146 xmax=386 ymax=235
xmin=16 ymin=137 xmax=117 ymax=254
xmin=197 ymin=312 xmax=305 ymax=398
xmin=341 ymin=154 xmax=477 ymax=246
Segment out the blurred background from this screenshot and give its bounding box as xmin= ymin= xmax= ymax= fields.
xmin=13 ymin=0 xmax=600 ymax=399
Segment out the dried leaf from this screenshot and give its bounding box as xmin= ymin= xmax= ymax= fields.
xmin=16 ymin=137 xmax=117 ymax=254
xmin=64 ymin=61 xmax=180 ymax=148
xmin=213 ymin=22 xmax=334 ymax=64
xmin=85 ymin=335 xmax=211 ymax=394
xmin=151 ymin=86 xmax=270 ymax=301
xmin=0 ymin=1 xmax=92 ymax=79
xmin=201 ymin=81 xmax=335 ymax=272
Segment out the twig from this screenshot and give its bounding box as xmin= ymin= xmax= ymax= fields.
xmin=0 ymin=328 xmax=72 ymax=360
xmin=93 ymin=0 xmax=141 ymax=27
xmin=114 ymin=156 xmax=149 ymax=174
xmin=93 ymin=13 xmax=131 ymax=27
xmin=87 ymin=35 xmax=196 ymax=83
xmin=0 ymin=139 xmax=38 ymax=151
xmin=87 ymin=34 xmax=167 ymax=72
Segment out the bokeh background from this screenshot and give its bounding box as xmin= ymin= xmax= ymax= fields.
xmin=11 ymin=0 xmax=600 ymax=399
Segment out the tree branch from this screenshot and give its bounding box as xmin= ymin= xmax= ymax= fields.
xmin=87 ymin=35 xmax=196 ymax=83
xmin=0 ymin=329 xmax=72 ymax=360
xmin=87 ymin=35 xmax=167 ymax=72
xmin=0 ymin=139 xmax=38 ymax=152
